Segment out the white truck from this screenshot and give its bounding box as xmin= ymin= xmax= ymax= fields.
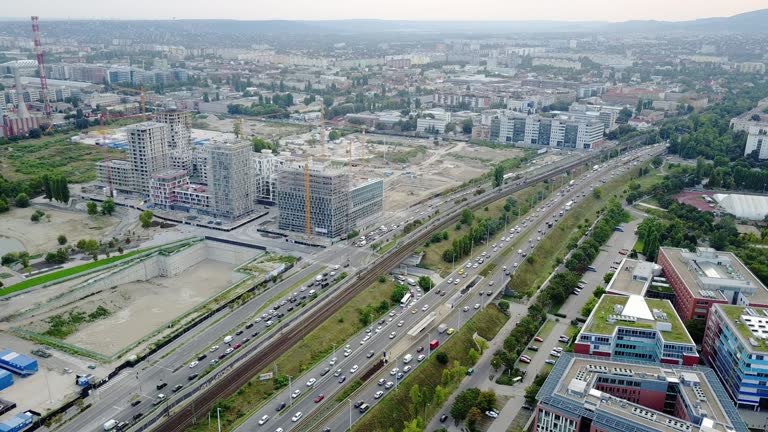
xmin=103 ymin=419 xmax=118 ymax=431
xmin=438 ymin=324 xmax=448 ymax=334
xmin=403 ymin=354 xmax=413 ymax=364
xmin=223 ymin=335 xmax=233 ymax=344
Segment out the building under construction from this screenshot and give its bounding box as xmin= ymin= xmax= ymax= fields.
xmin=276 ymin=164 xmax=383 ymax=239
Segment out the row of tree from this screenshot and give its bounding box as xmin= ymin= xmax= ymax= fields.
xmin=41 ymin=174 xmax=70 ymax=203
xmin=565 ymin=200 xmax=630 ymax=273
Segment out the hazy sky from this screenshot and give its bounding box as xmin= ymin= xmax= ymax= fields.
xmin=6 ymin=0 xmax=768 ymax=21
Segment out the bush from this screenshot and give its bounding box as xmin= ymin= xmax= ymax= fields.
xmin=57 ymin=234 xmax=67 ymax=245
xmin=436 ymin=351 xmax=449 ymax=365
xmin=86 ymin=202 xmax=98 ymax=215
xmin=14 ymin=193 xmax=29 ymax=208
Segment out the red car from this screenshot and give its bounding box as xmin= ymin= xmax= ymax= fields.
xmin=534 ymin=336 xmax=543 ymax=342
xmin=314 ymin=394 xmax=325 ymax=403
xmin=233 ymin=343 xmax=242 ymax=349
xmin=519 ymin=356 xmax=531 ymax=364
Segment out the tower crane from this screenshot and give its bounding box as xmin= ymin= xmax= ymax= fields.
xmin=112 ymin=85 xmax=147 ymax=117
xmin=30 ymin=16 xmax=52 ymax=121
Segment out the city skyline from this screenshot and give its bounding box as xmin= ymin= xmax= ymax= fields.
xmin=2 ymin=0 xmax=768 ymax=22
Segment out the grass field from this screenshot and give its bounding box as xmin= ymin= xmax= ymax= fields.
xmin=0 ymin=248 xmax=151 ymax=297
xmin=0 ymin=133 xmax=126 ymax=182
xmin=352 ymin=306 xmax=509 ymax=432
xmin=188 ymin=277 xmax=400 ymax=432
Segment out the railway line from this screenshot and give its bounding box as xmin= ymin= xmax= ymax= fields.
xmin=149 ymin=147 xmax=624 ymax=432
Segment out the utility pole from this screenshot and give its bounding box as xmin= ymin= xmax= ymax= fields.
xmin=217 ymin=408 xmax=221 ymax=432
xmin=347 ymin=398 xmax=353 ymax=431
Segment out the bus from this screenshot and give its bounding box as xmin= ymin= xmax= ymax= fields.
xmin=400 ymin=292 xmax=412 ymax=307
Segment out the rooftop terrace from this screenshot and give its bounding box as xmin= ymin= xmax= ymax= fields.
xmin=719 ymin=305 xmax=768 ymax=352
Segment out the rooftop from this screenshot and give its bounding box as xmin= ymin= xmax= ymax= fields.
xmin=605 ymin=258 xmax=661 ymax=296
xmin=538 ymin=354 xmax=748 ymax=432
xmin=584 ymin=294 xmax=693 ymax=344
xmin=660 ymin=247 xmax=768 ymax=305
xmin=718 ymin=304 xmax=768 ymax=352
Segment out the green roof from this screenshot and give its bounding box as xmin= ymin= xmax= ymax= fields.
xmin=719 ymin=305 xmax=768 ymax=351
xmin=585 ymin=295 xmax=693 ymax=345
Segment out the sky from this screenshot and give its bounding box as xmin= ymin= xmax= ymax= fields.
xmin=5 ymin=0 xmax=768 ymax=22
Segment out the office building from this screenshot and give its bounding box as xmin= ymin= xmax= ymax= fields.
xmin=533 ymin=354 xmax=748 ymax=432
xmin=349 ymin=179 xmax=384 ymax=227
xmin=744 ymin=125 xmax=768 ymax=160
xmin=207 ymin=139 xmax=256 ymax=220
xmin=657 ymin=247 xmax=768 ymax=322
xmin=126 ymin=122 xmax=172 ymax=195
xmin=575 ymin=294 xmax=699 ymax=366
xmin=702 ymin=304 xmax=768 ymax=409
xmin=277 ymin=164 xmax=351 ymax=238
xmin=416 ymin=117 xmax=449 ymax=134
xmin=494 ymin=112 xmax=604 ymax=149
xmin=253 ymin=151 xmax=285 ymax=203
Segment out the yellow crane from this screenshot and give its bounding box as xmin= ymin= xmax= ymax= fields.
xmin=112 ymin=85 xmax=147 ymax=116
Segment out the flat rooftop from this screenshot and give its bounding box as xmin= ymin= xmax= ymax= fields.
xmin=583 ymin=294 xmax=693 ymax=344
xmin=539 ymin=354 xmax=748 ymax=432
xmin=606 ymin=259 xmax=657 ymax=296
xmin=661 ymin=247 xmax=768 ymax=304
xmin=717 ymin=304 xmax=768 ymax=352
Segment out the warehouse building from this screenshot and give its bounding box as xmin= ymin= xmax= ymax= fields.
xmin=0 ymin=370 xmax=12 ymax=391
xmin=0 ymin=350 xmax=37 ymax=376
xmin=534 ymin=354 xmax=748 ymax=432
xmin=702 ymin=304 xmax=768 ymax=409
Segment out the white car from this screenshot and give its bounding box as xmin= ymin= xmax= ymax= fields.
xmin=225 ymin=347 xmax=234 ymax=354
xmin=189 ymin=361 xmax=199 ymax=368
xmin=291 ymin=412 xmax=303 ymax=422
xmin=329 ymin=357 xmax=337 ymax=366
xmin=258 ymin=415 xmax=269 ymax=425
xmin=306 ymin=378 xmax=316 ymax=387
xmin=209 ymin=345 xmax=219 ymax=352
xmin=389 ymin=332 xmax=397 ymax=339
xmin=417 ymin=354 xmax=426 ymax=362
xmin=447 ymin=278 xmax=453 ymax=284
xmin=374 ymin=390 xmax=384 ymax=399
xmin=463 ymin=306 xmax=469 ymax=312
xmin=390 ymin=367 xmax=400 ymax=376
xmin=486 ymin=410 xmax=499 ymax=418
xmin=403 ymin=365 xmax=412 ymax=373
xmin=421 ymin=305 xmax=429 ymax=311
xmin=454 ymin=279 xmax=459 ymax=284
xmin=385 ymin=381 xmax=394 ymax=389
xmin=474 ymin=303 xmax=481 ymax=309
xmin=350 ymin=364 xmax=359 ymax=373
xmin=291 ymin=389 xmax=301 ymax=398
xmin=397 ymin=320 xmax=405 ymax=327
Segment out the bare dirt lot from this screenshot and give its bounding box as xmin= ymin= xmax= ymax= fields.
xmin=0 ymin=205 xmax=120 ymax=255
xmin=22 ymin=259 xmax=236 ymax=357
xmin=197 ymin=115 xmax=311 ymax=140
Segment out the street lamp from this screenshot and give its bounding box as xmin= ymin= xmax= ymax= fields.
xmin=288 ymin=375 xmax=293 ymax=407
xmin=347 ymin=398 xmax=353 ymax=431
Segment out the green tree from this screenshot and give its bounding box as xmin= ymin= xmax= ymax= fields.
xmin=466 ymin=407 xmax=483 ymax=432
xmin=57 ymin=234 xmax=67 ymax=245
xmin=462 ymin=118 xmax=473 ymax=134
xmin=139 ymin=210 xmax=154 ymax=228
xmin=593 ymin=286 xmax=606 ymax=298
xmin=460 ymin=208 xmax=474 ymax=225
xmin=203 ymin=92 xmax=210 ymax=103
xmin=0 ymin=197 xmax=9 ymax=213
xmin=603 ymin=271 xmax=615 ymax=284
xmin=14 ymin=193 xmax=29 ymax=208
xmin=86 ymin=202 xmax=98 ymax=215
xmin=451 ymin=388 xmax=481 ymax=420
xmin=592 ymin=187 xmax=602 ymax=199
xmin=391 ymin=284 xmax=409 ymax=303
xmin=477 ymin=390 xmax=497 ymax=412
xmin=468 ymin=348 xmax=480 ymax=365
xmin=435 ymin=351 xmax=449 ymax=365
xmin=497 ymin=300 xmax=510 ymax=313
xmin=685 ymin=319 xmax=706 ymax=345
xmin=101 ymin=199 xmax=116 ymax=216
xmin=581 ymin=296 xmax=599 ymax=317
xmin=417 ymin=276 xmax=433 ymax=292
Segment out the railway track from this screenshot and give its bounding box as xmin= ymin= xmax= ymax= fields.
xmin=153 ymin=152 xmax=606 ymax=432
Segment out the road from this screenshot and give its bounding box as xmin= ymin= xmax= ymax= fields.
xmin=244 ymin=146 xmax=660 ymax=432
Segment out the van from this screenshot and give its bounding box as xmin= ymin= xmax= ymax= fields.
xmin=223 ymin=335 xmax=233 ymax=344
xmin=437 ymin=324 xmax=448 ymax=334
xmin=429 ymin=339 xmax=440 ymax=350
xmin=403 ymin=354 xmax=413 ymax=364
xmin=103 ymin=419 xmax=118 ymax=431
xmin=358 ymin=403 xmax=370 ymax=413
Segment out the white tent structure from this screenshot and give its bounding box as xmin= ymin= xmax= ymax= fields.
xmin=713 ymin=193 xmax=768 ymax=220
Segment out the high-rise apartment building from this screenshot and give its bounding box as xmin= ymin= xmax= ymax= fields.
xmin=207 ymin=139 xmax=256 ymax=220
xmin=702 ymin=304 xmax=768 ymax=409
xmin=534 ymin=354 xmax=748 ymax=432
xmin=127 ymin=122 xmax=171 ymax=195
xmin=744 ymin=125 xmax=768 ymax=160
xmin=657 ymin=247 xmax=768 ymax=322
xmin=155 ymin=110 xmax=193 ymax=172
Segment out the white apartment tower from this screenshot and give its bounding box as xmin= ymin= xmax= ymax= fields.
xmin=155 ymin=110 xmax=193 ymax=172
xmin=207 ymin=139 xmax=256 ymax=220
xmin=127 ymin=122 xmax=172 ymax=194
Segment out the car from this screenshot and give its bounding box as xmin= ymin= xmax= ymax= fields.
xmin=173 ymin=384 xmax=183 ymax=392
xmin=367 ymin=350 xmax=375 ymax=358
xmin=132 ymin=413 xmax=143 ymax=421
xmin=210 ymin=358 xmax=219 ymax=366
xmin=550 ymin=351 xmax=562 ymax=358
xmin=416 ymin=346 xmax=424 ymax=353
xmin=403 ymin=365 xmax=412 ymax=373
xmin=235 ymin=330 xmax=243 ymax=336
xmin=417 ymin=354 xmax=426 ymax=362
xmin=189 ymin=361 xmax=199 ymax=368
xmin=374 ymin=390 xmax=384 ymax=399
xmin=454 ymin=279 xmax=459 ymax=285
xmin=411 ymin=309 xmax=417 ymax=314
xmin=397 ymin=320 xmax=405 ymax=327
xmin=156 ymin=382 xmax=167 ymax=390
xmin=390 ymin=367 xmax=400 ymax=376
xmin=258 ymin=415 xmax=270 ymax=425
xmin=378 ymin=378 xmax=387 ymax=386
xmin=197 ymin=353 xmax=208 ymax=361
xmin=447 ymin=278 xmax=453 ymax=284
xmin=422 ymin=305 xmax=429 ymax=311
xmin=291 ymin=412 xmax=303 ymax=422
xmin=389 ymin=311 xmax=396 ymax=317
xmin=314 ymin=394 xmax=325 ymax=403
xmin=534 ymin=336 xmax=544 ymax=342
xmin=291 ymin=389 xmax=301 ymax=398
xmin=389 ymin=332 xmax=396 ymax=339
xmin=385 ymin=381 xmax=394 ymax=389
xmin=344 ymin=350 xmax=351 ymax=357
xmin=130 ymin=400 xmax=142 ymax=407
xmin=188 ymin=373 xmax=198 ymax=380
xmin=528 ymin=345 xmax=539 ymax=351
xmin=440 ymin=414 xmax=449 ymax=422
xmin=488 ymin=281 xmax=494 ymax=286
xmin=338 ymin=375 xmax=347 ymax=383
xmin=474 ymin=303 xmax=481 ymax=309
xmin=519 ymin=357 xmax=531 ymax=364
xmin=329 ymin=357 xmax=337 ymax=366
xmin=350 ymin=364 xmax=359 ymax=374
xmin=486 ymin=410 xmax=499 ymax=418
xmin=397 ymin=372 xmax=404 ymax=380
xmin=276 ymin=402 xmax=286 ymax=412
xmin=553 ymin=347 xmax=563 ymax=353
xmin=545 ymin=359 xmax=557 ymax=365
xmin=354 ymin=400 xmax=365 ymax=408
xmin=306 ymin=378 xmax=316 ymax=387
xmin=233 ymin=343 xmax=242 ymax=349
xmin=463 ymin=306 xmax=469 ymax=312
xmin=210 ymin=345 xmax=219 ymax=352
xmin=225 ymin=347 xmax=234 ymax=355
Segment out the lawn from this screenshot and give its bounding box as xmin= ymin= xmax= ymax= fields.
xmin=0 ymin=134 xmax=126 ymax=183
xmin=352 ymin=306 xmax=509 ymax=432
xmin=188 ymin=277 xmax=400 ymax=432
xmin=0 ymin=247 xmax=152 ymax=296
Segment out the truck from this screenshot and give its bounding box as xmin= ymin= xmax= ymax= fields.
xmin=403 ymin=354 xmax=413 ymax=364
xmin=103 ymin=419 xmax=118 ymax=431
xmin=437 ymin=324 xmax=448 ymax=334
xmin=569 ymin=180 xmax=575 ymax=187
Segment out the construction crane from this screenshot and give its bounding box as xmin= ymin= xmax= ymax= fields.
xmin=304 ymin=162 xmax=312 ymax=240
xmin=112 ymin=85 xmax=147 ymax=117
xmin=30 ymin=16 xmax=52 ymax=121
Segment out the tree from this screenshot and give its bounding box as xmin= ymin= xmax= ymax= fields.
xmin=603 ymin=271 xmax=615 ymax=284
xmin=0 ymin=197 xmax=8 ymax=213
xmin=460 ymin=208 xmax=474 ymax=225
xmin=14 ymin=193 xmax=29 ymax=208
xmin=477 ymin=390 xmax=497 ymax=412
xmin=28 ymin=128 xmax=42 ymax=139
xmin=101 ymin=199 xmax=116 ymax=216
xmin=57 ymin=234 xmax=67 ymax=245
xmin=451 ymin=388 xmax=481 ymax=420
xmin=30 ymin=210 xmax=45 ymax=222
xmin=492 ymin=165 xmax=504 ymax=188
xmin=42 ymin=174 xmax=52 ymax=201
xmin=391 ymin=284 xmax=409 ymax=304
xmin=617 ymin=107 xmax=633 ymax=124
xmin=139 ymin=210 xmax=154 ymax=228
xmin=462 ymin=118 xmax=473 ymax=134
xmin=418 ymin=276 xmax=433 ymax=292
xmin=466 ymin=407 xmax=483 ymax=432
xmin=45 ymin=248 xmax=69 ymax=264
xmin=592 ymin=188 xmax=602 ymax=199
xmin=435 ymin=351 xmax=449 ymax=365
xmin=497 ymin=300 xmax=510 ymax=313
xmin=86 ymin=202 xmax=98 ymax=215
xmin=685 ymin=319 xmax=706 ymax=345
xmin=593 ymin=286 xmax=606 ymax=298
xmin=203 ymin=92 xmax=210 ymax=102
xmin=402 ymin=418 xmax=425 ymax=432
xmin=468 ymin=348 xmax=480 ymax=365
xmin=581 ymin=296 xmax=599 ymax=317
